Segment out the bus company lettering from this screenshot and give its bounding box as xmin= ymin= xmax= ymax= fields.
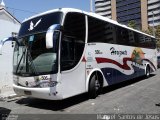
xmin=110 ymin=47 xmax=127 ymax=56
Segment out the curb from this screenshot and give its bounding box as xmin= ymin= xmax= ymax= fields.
xmin=0 ymin=93 xmax=19 ymax=101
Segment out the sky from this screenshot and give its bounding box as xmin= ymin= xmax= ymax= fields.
xmin=3 ymin=0 xmax=93 ymax=22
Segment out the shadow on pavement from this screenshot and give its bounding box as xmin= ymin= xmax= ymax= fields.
xmin=0 ymin=107 xmax=11 ymax=120
xmin=16 ymin=93 xmax=89 ymax=111
xmin=15 ymin=74 xmax=156 ymax=111
xmin=102 ymin=74 xmax=156 ymax=94
xmin=155 ymin=103 xmax=160 ymax=107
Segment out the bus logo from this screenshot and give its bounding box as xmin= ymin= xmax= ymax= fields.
xmin=28 ymin=18 xmax=42 ymax=31
xmin=110 ymin=47 xmax=127 ymax=57
xmin=131 ymin=48 xmax=145 ymax=64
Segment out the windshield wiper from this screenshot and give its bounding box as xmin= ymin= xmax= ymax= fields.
xmin=27 ymin=48 xmax=39 ymax=76
xmin=16 ymin=49 xmax=26 ymax=74
xmin=16 ymin=46 xmax=39 ymax=76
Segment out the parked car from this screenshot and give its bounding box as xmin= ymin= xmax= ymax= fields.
xmin=157 ymin=56 xmax=160 ymax=68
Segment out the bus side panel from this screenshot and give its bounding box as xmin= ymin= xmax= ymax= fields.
xmin=86 ymin=43 xmax=120 ymax=86
xmin=118 ymin=45 xmax=145 ymax=79
xmin=94 ymin=43 xmax=136 ymax=85
xmin=87 ymin=43 xmax=157 ymax=86
xmin=140 ymin=48 xmax=157 ymax=72
xmin=85 ymin=43 xmax=108 ymax=88
xmin=60 ymin=62 xmax=86 ymax=99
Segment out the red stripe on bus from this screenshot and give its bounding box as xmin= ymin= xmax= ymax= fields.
xmin=96 ymin=57 xmax=132 ymax=70
xmin=82 ymin=57 xmax=86 ymax=62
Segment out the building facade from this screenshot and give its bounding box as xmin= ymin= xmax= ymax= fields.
xmin=0 ymin=0 xmax=21 ymax=94
xmin=95 ymin=0 xmax=112 ymax=18
xmin=95 ymin=0 xmax=117 ymax=20
xmin=116 ymin=0 xmax=144 ymax=30
xmin=0 ymin=1 xmax=20 ymax=40
xmin=148 ymin=0 xmax=160 ymax=27
xmin=95 ymin=0 xmax=160 ymax=30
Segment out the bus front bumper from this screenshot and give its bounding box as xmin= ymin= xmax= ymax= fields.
xmin=13 ymin=84 xmax=63 ymax=100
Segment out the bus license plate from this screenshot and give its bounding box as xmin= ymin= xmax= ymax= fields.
xmin=24 ymin=91 xmax=32 ymax=95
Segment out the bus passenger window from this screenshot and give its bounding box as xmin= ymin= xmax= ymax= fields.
xmin=88 ymin=16 xmax=116 ymax=44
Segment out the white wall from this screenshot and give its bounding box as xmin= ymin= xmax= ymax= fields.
xmin=0 ymin=42 xmax=14 ymax=92
xmin=0 ymin=19 xmax=20 ymax=93
xmin=0 ymin=19 xmax=20 ymax=40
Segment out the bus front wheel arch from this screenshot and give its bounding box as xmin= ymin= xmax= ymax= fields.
xmin=88 ymin=72 xmax=103 ymax=99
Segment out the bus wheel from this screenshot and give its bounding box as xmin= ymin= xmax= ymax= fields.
xmin=145 ymin=66 xmax=150 ymax=78
xmin=89 ymin=74 xmax=101 ymax=99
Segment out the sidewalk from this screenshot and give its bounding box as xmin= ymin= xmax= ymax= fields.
xmin=0 ymin=84 xmax=17 ymax=101
xmin=0 ymin=90 xmax=17 ymax=101
xmin=0 ymin=72 xmax=17 ymax=101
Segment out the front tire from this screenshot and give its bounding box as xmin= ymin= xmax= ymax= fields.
xmin=88 ymin=74 xmax=101 ymax=99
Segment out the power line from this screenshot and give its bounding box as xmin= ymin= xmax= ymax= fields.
xmin=6 ymin=6 xmax=38 ymax=14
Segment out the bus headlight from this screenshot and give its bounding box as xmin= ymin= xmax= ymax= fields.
xmin=50 ymin=81 xmax=58 ymax=87
xmin=13 ymin=75 xmax=19 ymax=85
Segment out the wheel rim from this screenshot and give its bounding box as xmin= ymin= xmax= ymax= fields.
xmin=146 ymin=67 xmax=150 ymax=77
xmin=95 ymin=79 xmax=100 ymax=91
xmin=147 ymin=71 xmax=149 ymax=76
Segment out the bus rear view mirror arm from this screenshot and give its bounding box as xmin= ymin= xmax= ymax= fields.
xmin=0 ymin=37 xmax=19 ymax=55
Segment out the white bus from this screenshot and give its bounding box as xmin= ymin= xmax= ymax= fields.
xmin=12 ymin=8 xmax=157 ymax=100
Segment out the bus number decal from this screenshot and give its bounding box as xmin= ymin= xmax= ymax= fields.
xmin=95 ymin=50 xmax=102 ymax=54
xmin=39 ymin=76 xmax=50 ymax=81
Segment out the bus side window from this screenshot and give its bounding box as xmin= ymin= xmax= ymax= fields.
xmin=61 ymin=13 xmax=85 ymax=71
xmin=88 ymin=16 xmax=116 ymax=44
xmin=116 ymin=27 xmax=130 ymax=46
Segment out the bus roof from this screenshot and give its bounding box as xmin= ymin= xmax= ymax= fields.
xmin=23 ymin=8 xmax=155 ymax=39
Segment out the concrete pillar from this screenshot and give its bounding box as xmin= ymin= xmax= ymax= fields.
xmin=141 ymin=0 xmax=148 ymax=31
xmin=111 ymin=0 xmax=117 ymax=21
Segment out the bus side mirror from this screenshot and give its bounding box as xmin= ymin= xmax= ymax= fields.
xmin=46 ymin=28 xmax=54 ymax=49
xmin=0 ymin=37 xmax=18 ymax=55
xmin=46 ymin=24 xmax=63 ymax=49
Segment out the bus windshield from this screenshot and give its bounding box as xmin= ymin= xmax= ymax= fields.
xmin=19 ymin=12 xmax=63 ymax=37
xmin=13 ymin=12 xmax=63 ymax=77
xmin=13 ymin=32 xmax=59 ymax=77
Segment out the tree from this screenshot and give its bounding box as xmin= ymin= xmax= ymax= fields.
xmin=155 ymin=25 xmax=160 ymax=49
xmin=128 ymin=20 xmax=137 ymax=29
xmin=156 ymin=25 xmax=160 ymax=39
xmin=142 ymin=26 xmax=153 ymax=35
xmin=142 ymin=25 xmax=160 ymax=49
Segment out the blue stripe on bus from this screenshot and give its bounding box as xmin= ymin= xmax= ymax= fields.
xmin=101 ymin=66 xmax=145 ymax=85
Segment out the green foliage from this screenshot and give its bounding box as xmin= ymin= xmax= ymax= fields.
xmin=142 ymin=25 xmax=160 ymax=49
xmin=128 ymin=20 xmax=136 ymax=29
xmin=156 ymin=25 xmax=160 ymax=48
xmin=142 ymin=26 xmax=153 ymax=35
xmin=156 ymin=25 xmax=160 ymax=39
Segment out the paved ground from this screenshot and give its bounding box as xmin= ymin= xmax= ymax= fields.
xmin=0 ymin=69 xmax=160 ymax=119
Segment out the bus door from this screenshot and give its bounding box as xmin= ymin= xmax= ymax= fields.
xmin=60 ymin=12 xmax=86 ymax=98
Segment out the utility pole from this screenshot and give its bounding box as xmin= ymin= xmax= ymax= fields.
xmin=90 ymin=0 xmax=93 ymax=12
xmin=152 ymin=11 xmax=155 ymax=37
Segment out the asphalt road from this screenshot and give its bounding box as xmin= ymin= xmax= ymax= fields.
xmin=0 ymin=69 xmax=160 ymax=120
